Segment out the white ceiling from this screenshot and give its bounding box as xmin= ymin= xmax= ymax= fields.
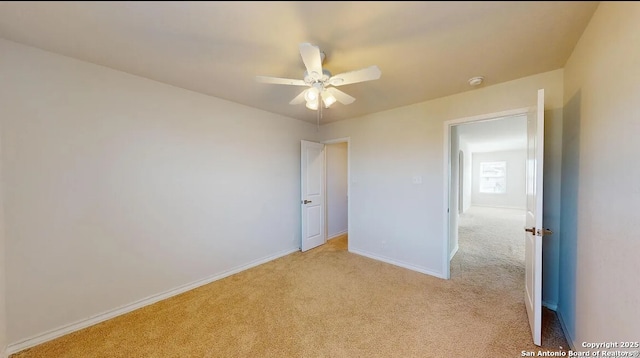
xmin=457 ymin=115 xmax=527 ymax=153
xmin=0 ymin=1 xmax=599 ymax=125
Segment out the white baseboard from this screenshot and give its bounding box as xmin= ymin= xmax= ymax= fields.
xmin=556 ymin=308 xmax=576 ymax=351
xmin=350 ymin=248 xmax=445 ymax=279
xmin=6 ymin=247 xmax=299 ymax=356
xmin=542 ymin=300 xmax=557 ymax=311
xmin=449 ymin=244 xmax=459 ymax=261
xmin=327 ymin=230 xmax=348 ymax=241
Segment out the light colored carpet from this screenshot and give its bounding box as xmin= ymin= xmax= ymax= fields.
xmin=12 ymin=208 xmax=568 ymax=357
xmin=452 ymin=206 xmax=568 ymax=351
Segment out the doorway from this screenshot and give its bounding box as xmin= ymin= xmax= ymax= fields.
xmin=444 ymin=91 xmax=554 ymax=347
xmin=449 ymin=113 xmax=528 ymax=278
xmin=324 ymin=138 xmax=349 ymax=251
xmin=443 ymin=108 xmax=530 ymax=279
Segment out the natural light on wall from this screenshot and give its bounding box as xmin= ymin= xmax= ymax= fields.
xmin=479 ymin=161 xmax=507 ymax=193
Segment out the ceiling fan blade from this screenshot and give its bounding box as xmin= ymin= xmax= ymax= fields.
xmin=329 ymin=65 xmax=381 ymax=86
xmin=289 ymin=89 xmax=307 ymax=105
xmin=299 ymin=43 xmax=323 ymax=79
xmin=256 ymin=76 xmax=306 ymax=86
xmin=326 ymin=87 xmax=355 ymax=105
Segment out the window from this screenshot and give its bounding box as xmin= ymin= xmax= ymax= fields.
xmin=479 ymin=161 xmax=506 ymax=194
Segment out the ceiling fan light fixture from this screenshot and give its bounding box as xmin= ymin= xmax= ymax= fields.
xmin=304 ymin=87 xmax=319 ymax=102
xmin=321 ymin=90 xmax=337 ymax=108
xmin=305 ymin=97 xmax=319 ymax=110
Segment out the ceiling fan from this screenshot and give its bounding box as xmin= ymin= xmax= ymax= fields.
xmin=256 ymin=43 xmax=381 ymax=110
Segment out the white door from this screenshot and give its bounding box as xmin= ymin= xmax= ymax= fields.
xmin=301 ymin=140 xmax=325 ymax=251
xmin=524 ymin=89 xmax=549 ymax=346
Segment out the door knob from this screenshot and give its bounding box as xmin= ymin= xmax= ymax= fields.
xmin=524 ymin=227 xmax=535 ymax=234
xmin=302 ymin=200 xmax=312 ymax=204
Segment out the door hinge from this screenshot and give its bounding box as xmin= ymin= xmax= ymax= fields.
xmin=524 ymin=227 xmax=553 ymax=236
xmin=537 ymin=228 xmax=553 ymax=236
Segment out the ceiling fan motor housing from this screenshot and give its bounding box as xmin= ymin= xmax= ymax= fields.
xmin=304 ymin=69 xmax=332 ymax=85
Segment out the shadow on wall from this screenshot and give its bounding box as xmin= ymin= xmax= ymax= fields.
xmin=558 ymin=90 xmax=581 ymax=345
xmin=542 ymin=106 xmax=564 ymax=309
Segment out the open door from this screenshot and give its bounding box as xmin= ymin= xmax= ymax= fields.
xmin=301 ymin=140 xmax=325 ymax=251
xmin=524 ymin=89 xmax=551 ymax=346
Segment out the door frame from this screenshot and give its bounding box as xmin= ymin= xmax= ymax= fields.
xmin=458 ymin=149 xmax=464 ymax=214
xmin=322 ymin=137 xmax=351 ymax=252
xmin=442 ymin=107 xmax=533 ymax=279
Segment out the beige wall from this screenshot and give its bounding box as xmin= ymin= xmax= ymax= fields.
xmin=559 ymin=2 xmax=640 ymax=348
xmin=0 ymin=38 xmax=317 ymax=347
xmin=320 ymin=69 xmax=563 ymax=284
